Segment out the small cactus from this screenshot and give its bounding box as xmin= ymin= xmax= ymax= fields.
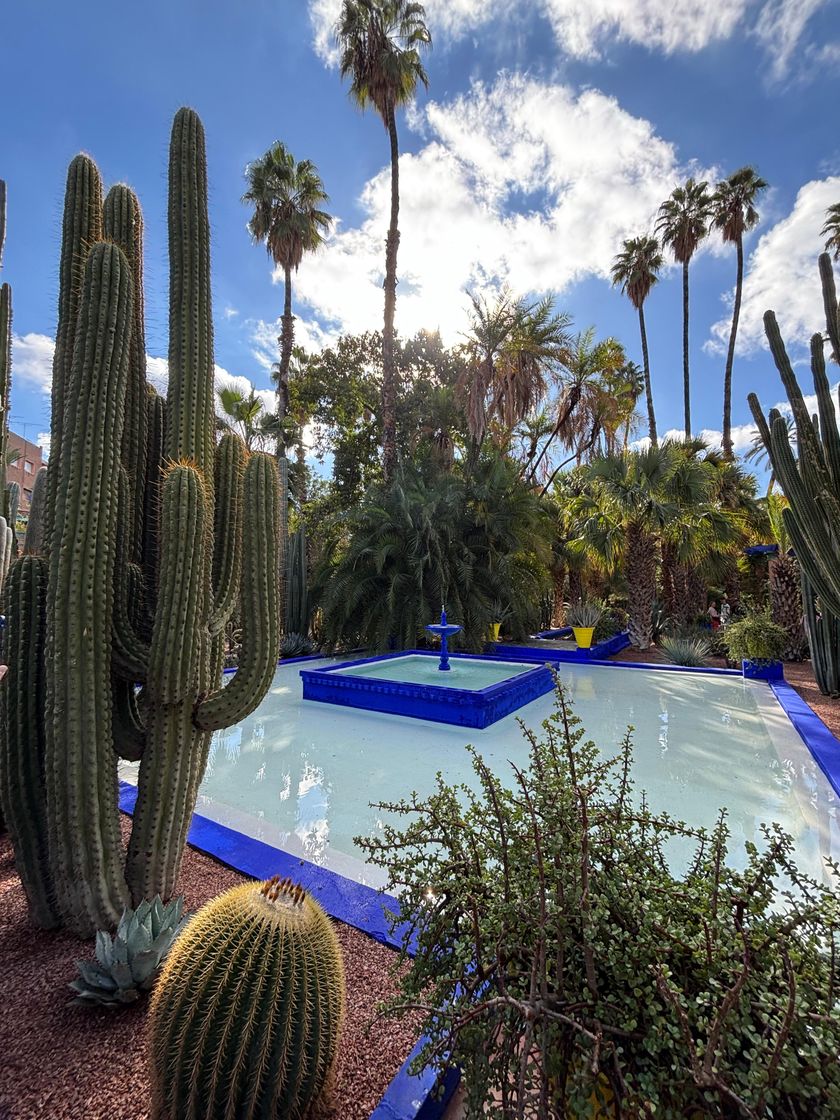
xmin=149 ymin=875 xmax=345 ymax=1120
xmin=69 ymin=896 xmax=187 ymax=1008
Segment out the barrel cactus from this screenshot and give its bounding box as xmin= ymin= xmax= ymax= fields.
xmin=0 ymin=108 xmax=282 ymax=936
xmin=149 ymin=875 xmax=345 ymax=1120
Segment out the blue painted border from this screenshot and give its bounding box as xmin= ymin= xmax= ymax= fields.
xmin=117 ymin=780 xmax=459 ymax=1119
xmin=771 ymin=681 xmax=840 ymax=801
xmin=301 ymin=650 xmax=555 ymax=728
xmin=490 ymin=630 xmax=631 ymax=662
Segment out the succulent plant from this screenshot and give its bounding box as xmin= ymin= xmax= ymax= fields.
xmin=660 ymin=633 xmax=711 ymax=668
xmin=69 ymin=896 xmax=187 ymax=1008
xmin=281 ymin=631 xmax=319 ymax=658
xmin=564 ymin=599 xmax=603 ymax=629
xmin=149 ymin=876 xmax=345 ymax=1120
xmin=0 ymin=109 xmax=281 ymax=937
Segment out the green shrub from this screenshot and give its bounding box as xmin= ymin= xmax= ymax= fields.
xmin=358 ymin=683 xmax=840 ymax=1118
xmin=593 ymin=601 xmax=628 ymax=641
xmin=724 ymin=612 xmax=789 ymax=663
xmin=315 ymin=458 xmax=551 ymax=651
xmin=660 ymin=633 xmax=711 ymax=667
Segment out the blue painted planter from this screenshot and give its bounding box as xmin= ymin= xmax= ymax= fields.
xmin=490 ymin=630 xmax=631 ymax=663
xmin=742 ymin=658 xmax=784 ymax=681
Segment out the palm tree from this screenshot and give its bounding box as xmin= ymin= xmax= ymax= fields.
xmin=216 ymin=386 xmax=275 ymax=452
xmin=336 ymin=0 xmax=431 ymax=483
xmin=611 ymin=236 xmax=663 ymax=447
xmin=712 ymin=167 xmax=768 ymax=459
xmin=822 ymin=202 xmax=840 ymax=260
xmin=766 ymin=494 xmax=806 ymax=660
xmin=656 ymin=179 xmax=712 ymax=438
xmin=242 ymin=143 xmax=331 ymax=458
xmin=457 ymin=288 xmax=570 ymax=464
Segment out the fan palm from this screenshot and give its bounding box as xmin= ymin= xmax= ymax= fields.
xmin=822 ymin=202 xmax=840 ymax=260
xmin=316 ymin=458 xmax=551 ymax=650
xmin=712 ymin=167 xmax=768 ymax=459
xmin=242 ymin=143 xmax=331 ymax=456
xmin=611 ymin=236 xmax=663 ymax=447
xmin=656 ymin=179 xmax=712 ymax=438
xmin=216 ymin=386 xmax=271 ymax=452
xmin=336 ymin=0 xmax=432 ymax=483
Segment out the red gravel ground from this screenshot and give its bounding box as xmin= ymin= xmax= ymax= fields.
xmin=0 ymin=818 xmax=421 ymax=1120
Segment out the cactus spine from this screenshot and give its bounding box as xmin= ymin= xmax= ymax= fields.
xmin=748 ymin=251 xmax=840 ymax=694
xmin=149 ymin=876 xmax=345 ymax=1120
xmin=1 ymin=109 xmax=281 ymax=935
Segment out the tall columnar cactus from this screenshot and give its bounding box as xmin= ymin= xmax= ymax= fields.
xmin=0 ymin=280 xmax=10 ymax=508
xmin=22 ymin=466 xmax=47 ymax=554
xmin=148 ymin=876 xmax=345 ymax=1120
xmin=286 ymin=523 xmax=310 ymax=635
xmin=748 ymin=252 xmax=840 ymax=694
xmin=1 ymin=109 xmax=281 ymax=936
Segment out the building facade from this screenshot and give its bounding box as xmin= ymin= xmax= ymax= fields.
xmin=8 ymin=431 xmax=44 ymax=514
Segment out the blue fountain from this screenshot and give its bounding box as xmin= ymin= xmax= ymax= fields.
xmin=424 ymin=606 xmax=462 ymax=671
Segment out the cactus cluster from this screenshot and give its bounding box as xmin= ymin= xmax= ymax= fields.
xmin=748 ymin=252 xmax=840 ymax=695
xmin=0 ymin=109 xmax=282 ymax=936
xmin=69 ymin=896 xmax=187 ymax=1008
xmin=149 ymin=875 xmax=345 ymax=1120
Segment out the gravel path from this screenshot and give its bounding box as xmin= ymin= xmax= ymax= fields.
xmin=0 ymin=818 xmax=420 ymax=1120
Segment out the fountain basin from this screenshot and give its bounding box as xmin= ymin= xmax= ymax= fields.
xmin=300 ymin=651 xmax=555 ymax=728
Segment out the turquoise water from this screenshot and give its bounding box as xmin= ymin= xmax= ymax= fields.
xmin=120 ymin=659 xmax=840 ymax=890
xmin=331 ymin=653 xmax=536 ymax=688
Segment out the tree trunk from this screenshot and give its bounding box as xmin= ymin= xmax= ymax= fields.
xmin=661 ymin=540 xmax=679 ymax=620
xmin=626 ymin=522 xmax=656 ymax=649
xmin=722 ymin=237 xmax=743 ymax=461
xmin=682 ymin=259 xmax=691 ymax=438
xmin=638 ymin=305 xmax=657 ymax=447
xmin=381 ymin=107 xmax=400 ymax=483
xmin=275 ymin=265 xmax=294 ymax=631
xmin=770 ymin=553 xmax=806 ymax=660
xmin=568 ymin=568 xmax=583 ymax=604
xmin=552 ymin=565 xmax=566 ymax=626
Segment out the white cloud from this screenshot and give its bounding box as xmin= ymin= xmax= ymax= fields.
xmin=37 ymin=432 xmax=51 ymax=461
xmin=707 ymin=176 xmax=840 ymax=358
xmin=753 ymin=0 xmax=832 ymax=80
xmin=249 ymin=316 xmax=340 ymax=367
xmin=223 ymin=306 xmax=239 ymax=319
xmin=12 ymin=333 xmax=54 ymax=394
xmin=309 ymin=0 xmax=828 ymax=77
xmin=289 ymin=74 xmax=700 ymax=345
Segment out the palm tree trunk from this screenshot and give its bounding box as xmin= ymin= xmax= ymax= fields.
xmin=382 ymin=106 xmax=400 ymax=483
xmin=638 ymin=305 xmax=657 ymax=447
xmin=722 ymin=237 xmax=743 ymax=461
xmin=682 ymin=259 xmax=691 ymax=438
xmin=275 ymin=264 xmax=294 ymax=632
xmin=626 ymin=522 xmax=656 ymax=649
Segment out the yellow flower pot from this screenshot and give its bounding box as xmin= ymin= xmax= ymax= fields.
xmin=572 ymin=626 xmax=595 ymax=649
xmin=490 ymin=622 xmax=502 ymax=642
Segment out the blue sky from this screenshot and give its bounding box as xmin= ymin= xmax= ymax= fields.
xmin=2 ymin=0 xmax=839 ymax=459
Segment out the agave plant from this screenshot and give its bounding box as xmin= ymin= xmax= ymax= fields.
xmin=280 ymin=632 xmax=319 ymax=658
xmin=660 ymin=634 xmax=711 ymax=668
xmin=69 ymin=896 xmax=187 ymax=1008
xmin=564 ymin=600 xmax=603 ymax=629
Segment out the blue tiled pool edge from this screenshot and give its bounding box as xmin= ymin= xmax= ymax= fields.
xmin=771 ymin=681 xmax=840 ymax=800
xmin=117 ymin=781 xmax=460 ymax=1120
xmin=490 ymin=630 xmax=631 ymax=661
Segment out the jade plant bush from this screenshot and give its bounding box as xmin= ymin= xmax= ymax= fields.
xmin=723 ymin=612 xmax=789 ymax=665
xmin=359 ymin=683 xmax=840 ymax=1118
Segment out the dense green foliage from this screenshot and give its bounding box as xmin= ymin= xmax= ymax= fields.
xmin=723 ymin=612 xmax=789 ymax=663
xmin=316 ymin=458 xmax=551 ymax=650
xmin=149 ymin=877 xmax=345 ymax=1120
xmin=359 ymin=684 xmax=840 ymax=1118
